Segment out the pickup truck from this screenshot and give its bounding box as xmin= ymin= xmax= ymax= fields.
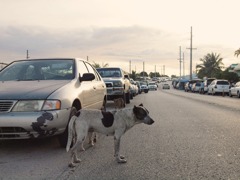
xmin=96 ymin=67 xmax=131 ymax=104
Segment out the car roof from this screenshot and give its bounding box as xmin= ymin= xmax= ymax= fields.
xmin=10 ymin=58 xmax=87 ymax=63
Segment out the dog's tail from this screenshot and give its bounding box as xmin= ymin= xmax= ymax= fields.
xmin=66 ymin=115 xmax=78 ymax=152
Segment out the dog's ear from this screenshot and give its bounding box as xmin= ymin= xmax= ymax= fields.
xmin=139 ymin=103 xmax=143 ymax=107
xmin=133 ymin=105 xmax=138 ymax=114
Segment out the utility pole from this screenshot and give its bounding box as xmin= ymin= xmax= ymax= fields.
xmin=26 ymin=50 xmax=30 ymax=59
xmin=143 ymin=61 xmax=145 ymax=78
xmin=154 ymin=65 xmax=156 ymax=77
xmin=183 ymin=52 xmax=185 ymax=77
xmin=129 ymin=60 xmax=131 ymax=74
xmin=186 ymin=26 xmax=197 ymax=80
xmin=178 ymin=46 xmax=182 ymax=79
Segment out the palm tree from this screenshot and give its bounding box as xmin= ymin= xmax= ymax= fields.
xmin=92 ymin=62 xmax=109 ymax=68
xmin=196 ymin=52 xmax=224 ymax=78
xmin=234 ymin=48 xmax=240 ymax=57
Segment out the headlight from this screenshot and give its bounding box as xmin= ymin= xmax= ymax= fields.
xmin=12 ymin=100 xmax=61 ymax=112
xmin=113 ymin=81 xmax=123 ymax=87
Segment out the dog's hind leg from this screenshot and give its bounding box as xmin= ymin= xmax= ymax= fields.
xmin=114 ymin=136 xmax=127 ymax=163
xmin=88 ymin=131 xmax=96 ymax=146
xmin=69 ymin=140 xmax=83 ymax=167
xmin=68 ymin=133 xmax=87 ymax=167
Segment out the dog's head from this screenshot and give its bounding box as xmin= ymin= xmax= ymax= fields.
xmin=133 ymin=104 xmax=154 ymax=125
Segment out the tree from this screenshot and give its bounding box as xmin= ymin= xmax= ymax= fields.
xmin=149 ymin=72 xmax=160 ymax=78
xmin=235 ymin=48 xmax=240 ymax=57
xmin=92 ymin=62 xmax=109 ymax=68
xmin=139 ymin=71 xmax=148 ymax=77
xmin=196 ymin=52 xmax=224 ymax=79
xmin=130 ymin=70 xmax=137 ymax=80
xmin=221 ymin=68 xmax=239 ymax=83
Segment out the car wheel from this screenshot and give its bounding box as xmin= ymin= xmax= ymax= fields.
xmin=130 ymin=93 xmax=133 ymax=99
xmin=102 ymin=97 xmax=107 ymax=111
xmin=58 ymin=107 xmax=78 ymax=148
xmin=229 ymin=91 xmax=232 ymax=97
xmin=238 ymin=92 xmax=240 ymax=98
xmin=125 ymin=92 xmax=130 ymax=104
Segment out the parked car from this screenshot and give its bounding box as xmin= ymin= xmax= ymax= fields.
xmin=96 ymin=67 xmax=131 ymax=104
xmin=129 ymin=79 xmax=138 ymax=96
xmin=192 ymin=82 xmax=202 ymax=93
xmin=139 ymin=81 xmax=149 ymax=93
xmin=203 ymin=78 xmax=216 ymax=93
xmin=0 ymin=58 xmax=107 ymax=147
xmin=162 ymin=83 xmax=170 ymax=89
xmin=229 ymin=81 xmax=240 ymax=98
xmin=148 ymin=82 xmax=158 ymax=90
xmin=184 ymin=82 xmax=190 ymax=92
xmin=207 ymin=79 xmax=230 ymax=95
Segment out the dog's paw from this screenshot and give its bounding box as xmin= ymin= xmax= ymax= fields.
xmin=68 ymin=163 xmax=76 ymax=168
xmin=119 ymin=155 xmax=125 ymax=159
xmin=116 ymin=155 xmax=127 ymax=163
xmin=73 ymin=159 xmax=81 ymax=163
xmin=117 ymin=158 xmax=127 ymax=163
xmin=89 ymin=140 xmax=95 ymax=146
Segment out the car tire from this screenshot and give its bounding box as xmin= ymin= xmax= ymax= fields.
xmin=130 ymin=93 xmax=133 ymax=99
xmin=58 ymin=107 xmax=77 ymax=148
xmin=102 ymin=97 xmax=107 ymax=111
xmin=229 ymin=91 xmax=232 ymax=97
xmin=125 ymin=92 xmax=130 ymax=104
xmin=238 ymin=92 xmax=240 ymax=98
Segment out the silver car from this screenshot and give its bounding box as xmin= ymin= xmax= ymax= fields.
xmin=0 ymin=58 xmax=107 ymax=147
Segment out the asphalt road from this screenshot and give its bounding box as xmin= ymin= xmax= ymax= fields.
xmin=1 ymin=83 xmax=240 ymax=179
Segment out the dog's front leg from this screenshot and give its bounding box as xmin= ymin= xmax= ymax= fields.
xmin=114 ymin=136 xmax=127 ymax=163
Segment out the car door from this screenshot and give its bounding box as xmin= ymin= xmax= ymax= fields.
xmin=77 ymin=60 xmax=95 ymax=109
xmin=84 ymin=62 xmax=106 ymax=109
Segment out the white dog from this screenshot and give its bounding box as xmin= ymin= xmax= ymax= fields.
xmin=66 ymin=104 xmax=154 ymax=167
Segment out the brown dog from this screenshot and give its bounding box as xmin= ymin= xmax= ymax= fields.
xmin=113 ymin=98 xmax=125 ymax=109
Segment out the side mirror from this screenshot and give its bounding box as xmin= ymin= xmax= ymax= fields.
xmin=79 ymin=73 xmax=95 ymax=82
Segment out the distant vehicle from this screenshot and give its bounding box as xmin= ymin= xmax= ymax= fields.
xmin=162 ymin=83 xmax=170 ymax=89
xmin=208 ymin=79 xmax=230 ymax=95
xmin=96 ymin=67 xmax=131 ymax=104
xmin=229 ymin=81 xmax=240 ymax=98
xmin=0 ymin=58 xmax=107 ymax=147
xmin=148 ymin=82 xmax=158 ymax=91
xmin=192 ymin=82 xmax=202 ymax=93
xmin=184 ymin=82 xmax=190 ymax=92
xmin=203 ymin=78 xmax=216 ymax=93
xmin=129 ymin=78 xmax=138 ymax=97
xmin=139 ymin=81 xmax=149 ymax=93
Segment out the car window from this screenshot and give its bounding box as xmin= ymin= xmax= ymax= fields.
xmin=78 ymin=60 xmax=89 ymax=75
xmin=97 ymin=68 xmax=122 ymax=78
xmin=84 ymin=62 xmax=100 ymax=81
xmin=217 ymin=81 xmax=229 ymax=85
xmin=0 ymin=59 xmax=74 ymax=81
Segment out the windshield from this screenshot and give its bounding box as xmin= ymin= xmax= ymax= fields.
xmin=0 ymin=59 xmax=75 ymax=81
xmin=97 ymin=68 xmax=122 ymax=78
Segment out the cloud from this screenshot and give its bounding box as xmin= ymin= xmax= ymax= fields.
xmin=0 ymin=25 xmax=180 ymax=62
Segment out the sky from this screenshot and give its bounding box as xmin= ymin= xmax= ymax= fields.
xmin=0 ymin=0 xmax=239 ymax=76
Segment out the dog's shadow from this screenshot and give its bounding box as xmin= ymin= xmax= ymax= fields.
xmin=0 ymin=137 xmax=60 ymax=153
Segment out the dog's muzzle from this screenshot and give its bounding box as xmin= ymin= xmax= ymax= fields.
xmin=144 ymin=116 xmax=154 ymax=125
